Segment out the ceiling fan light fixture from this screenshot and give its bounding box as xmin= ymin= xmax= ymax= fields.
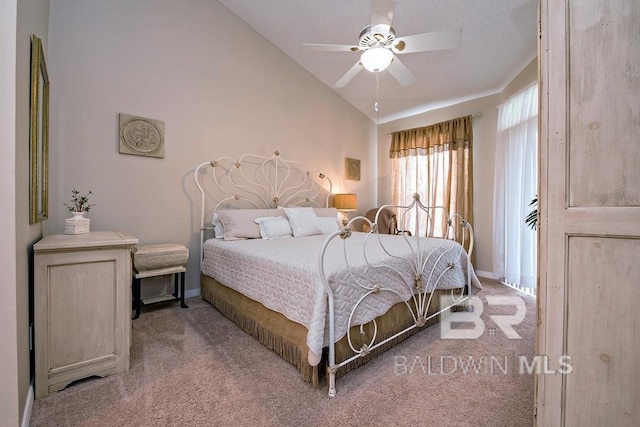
xmin=360 ymin=46 xmax=393 ymax=72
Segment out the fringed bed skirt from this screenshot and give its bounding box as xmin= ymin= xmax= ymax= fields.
xmin=200 ymin=273 xmax=450 ymax=386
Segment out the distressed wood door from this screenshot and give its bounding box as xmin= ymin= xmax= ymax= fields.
xmin=536 ymin=0 xmax=640 ymax=425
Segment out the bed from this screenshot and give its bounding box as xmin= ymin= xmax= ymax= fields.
xmin=194 ymin=151 xmax=480 ymax=396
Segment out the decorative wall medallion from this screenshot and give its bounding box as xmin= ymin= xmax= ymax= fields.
xmin=119 ymin=113 xmax=165 ymax=158
xmin=345 ymin=157 xmax=361 ymax=181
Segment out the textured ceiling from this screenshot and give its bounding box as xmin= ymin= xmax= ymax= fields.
xmin=219 ymin=0 xmax=538 ymax=123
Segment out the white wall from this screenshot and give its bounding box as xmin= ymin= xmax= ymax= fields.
xmin=47 ymin=0 xmax=375 ymax=293
xmin=0 ymin=0 xmax=19 ymax=424
xmin=11 ymin=0 xmax=52 ymax=425
xmin=377 ymin=58 xmax=537 ymax=276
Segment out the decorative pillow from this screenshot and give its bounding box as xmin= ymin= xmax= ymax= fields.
xmin=254 ymin=216 xmax=293 ymax=239
xmin=283 ymin=207 xmax=323 ymax=237
xmin=212 ymin=213 xmax=225 ymax=239
xmin=217 ymin=209 xmax=286 ymax=240
xmin=317 ymin=216 xmax=341 ymax=234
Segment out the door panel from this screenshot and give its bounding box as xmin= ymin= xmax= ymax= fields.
xmin=568 ymin=2 xmax=640 ymax=207
xmin=537 ymin=0 xmax=640 ymax=426
xmin=565 ymin=237 xmax=639 ymax=425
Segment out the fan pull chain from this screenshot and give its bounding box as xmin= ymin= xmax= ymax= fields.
xmin=374 ymin=72 xmax=380 ymax=123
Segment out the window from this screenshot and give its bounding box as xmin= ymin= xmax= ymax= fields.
xmin=390 ymin=115 xmax=474 ymax=253
xmin=492 ymin=83 xmax=538 ymax=290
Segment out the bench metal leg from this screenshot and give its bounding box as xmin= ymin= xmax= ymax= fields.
xmin=132 ymin=277 xmax=141 ymax=320
xmin=180 ymin=271 xmax=188 ymax=309
xmin=132 ymin=270 xmax=187 ymax=319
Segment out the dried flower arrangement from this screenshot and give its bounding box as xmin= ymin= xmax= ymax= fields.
xmin=64 ymin=188 xmax=95 ymax=213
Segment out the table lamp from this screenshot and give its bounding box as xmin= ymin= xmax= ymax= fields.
xmin=334 ymin=193 xmax=358 ymax=225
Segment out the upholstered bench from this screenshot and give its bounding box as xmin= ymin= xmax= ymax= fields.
xmin=131 ymin=243 xmax=189 ymax=319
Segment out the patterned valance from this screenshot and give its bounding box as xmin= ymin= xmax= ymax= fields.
xmin=389 ymin=115 xmax=473 ymax=158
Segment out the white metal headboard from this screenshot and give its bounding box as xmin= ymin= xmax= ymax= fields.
xmin=194 ymin=150 xmax=333 ymax=247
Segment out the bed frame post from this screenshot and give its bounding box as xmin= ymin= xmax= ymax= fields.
xmin=194 ymin=161 xmax=212 ymax=275
xmin=318 ymin=230 xmax=339 ymax=397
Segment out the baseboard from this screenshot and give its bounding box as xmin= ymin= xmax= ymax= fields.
xmin=185 ymin=288 xmax=200 ymax=299
xmin=475 ymin=270 xmax=497 ymax=280
xmin=22 ymin=383 xmax=33 ymax=427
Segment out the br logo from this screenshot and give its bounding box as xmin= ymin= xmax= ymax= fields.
xmin=440 ymin=295 xmax=526 ymax=339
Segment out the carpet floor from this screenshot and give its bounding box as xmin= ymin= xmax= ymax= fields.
xmin=30 ymin=278 xmax=535 ymax=427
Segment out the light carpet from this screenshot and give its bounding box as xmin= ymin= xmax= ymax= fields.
xmin=30 ymin=278 xmax=535 ymax=426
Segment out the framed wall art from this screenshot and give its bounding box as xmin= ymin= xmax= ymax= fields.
xmin=345 ymin=157 xmax=361 ymax=181
xmin=29 ymin=34 xmax=49 ymax=224
xmin=119 ymin=113 xmax=165 ymax=158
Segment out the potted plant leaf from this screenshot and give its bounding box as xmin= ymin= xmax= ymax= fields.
xmin=525 ymin=195 xmax=537 ymax=230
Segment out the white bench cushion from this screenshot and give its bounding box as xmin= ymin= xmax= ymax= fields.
xmin=132 ymin=244 xmax=188 ymax=272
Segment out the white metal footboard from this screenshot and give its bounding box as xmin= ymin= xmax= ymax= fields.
xmin=318 ymin=193 xmax=475 ymax=397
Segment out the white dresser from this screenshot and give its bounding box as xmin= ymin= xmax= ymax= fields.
xmin=33 ymin=231 xmax=138 ymax=398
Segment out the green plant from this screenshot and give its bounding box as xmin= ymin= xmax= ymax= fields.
xmin=64 ymin=188 xmax=95 ymax=213
xmin=525 ymin=195 xmax=537 ymax=230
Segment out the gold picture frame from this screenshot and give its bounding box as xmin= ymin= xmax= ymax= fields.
xmin=345 ymin=157 xmax=361 ymax=181
xmin=29 ymin=34 xmax=49 ymax=224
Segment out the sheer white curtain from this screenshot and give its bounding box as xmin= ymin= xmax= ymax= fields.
xmin=493 ymin=83 xmax=538 ymax=288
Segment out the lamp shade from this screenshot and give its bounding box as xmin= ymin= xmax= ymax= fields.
xmin=334 ymin=193 xmax=358 ymax=211
xmin=360 ymin=47 xmax=393 ymax=72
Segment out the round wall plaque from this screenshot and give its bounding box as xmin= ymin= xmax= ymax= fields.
xmin=120 ymin=117 xmax=163 ymax=155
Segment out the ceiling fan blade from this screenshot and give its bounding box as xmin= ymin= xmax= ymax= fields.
xmin=393 ymin=29 xmax=462 ymax=54
xmin=387 ymin=56 xmax=416 ymax=87
xmin=302 ymin=43 xmax=357 ymax=52
xmin=371 ymin=0 xmax=395 ymax=29
xmin=334 ymin=61 xmax=363 ymax=88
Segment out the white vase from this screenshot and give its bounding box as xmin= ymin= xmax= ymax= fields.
xmin=64 ymin=211 xmax=90 ymax=235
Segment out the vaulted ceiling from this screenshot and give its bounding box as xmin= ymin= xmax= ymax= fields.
xmin=219 ymin=0 xmax=538 ymax=123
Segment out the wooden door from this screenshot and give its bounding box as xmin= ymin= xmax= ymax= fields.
xmin=537 ymin=0 xmax=640 ymax=425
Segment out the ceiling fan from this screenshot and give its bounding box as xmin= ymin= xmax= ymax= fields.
xmin=302 ymin=0 xmax=461 ymax=88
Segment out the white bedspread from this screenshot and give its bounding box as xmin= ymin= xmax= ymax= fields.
xmin=201 ymin=232 xmax=480 ymax=366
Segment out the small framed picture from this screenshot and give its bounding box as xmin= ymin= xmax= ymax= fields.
xmin=119 ymin=113 xmax=165 ymax=158
xmin=345 ymin=157 xmax=361 ymax=181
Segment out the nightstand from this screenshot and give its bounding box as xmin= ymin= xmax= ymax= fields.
xmin=33 ymin=231 xmax=138 ymax=398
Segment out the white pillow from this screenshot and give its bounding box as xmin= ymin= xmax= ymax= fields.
xmin=317 ymin=216 xmax=340 ymax=234
xmin=283 ymin=207 xmax=323 ymax=237
xmin=217 ymin=209 xmax=286 ymax=240
xmin=254 ymin=216 xmax=293 ymax=239
xmin=212 ymin=213 xmax=224 ymax=239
